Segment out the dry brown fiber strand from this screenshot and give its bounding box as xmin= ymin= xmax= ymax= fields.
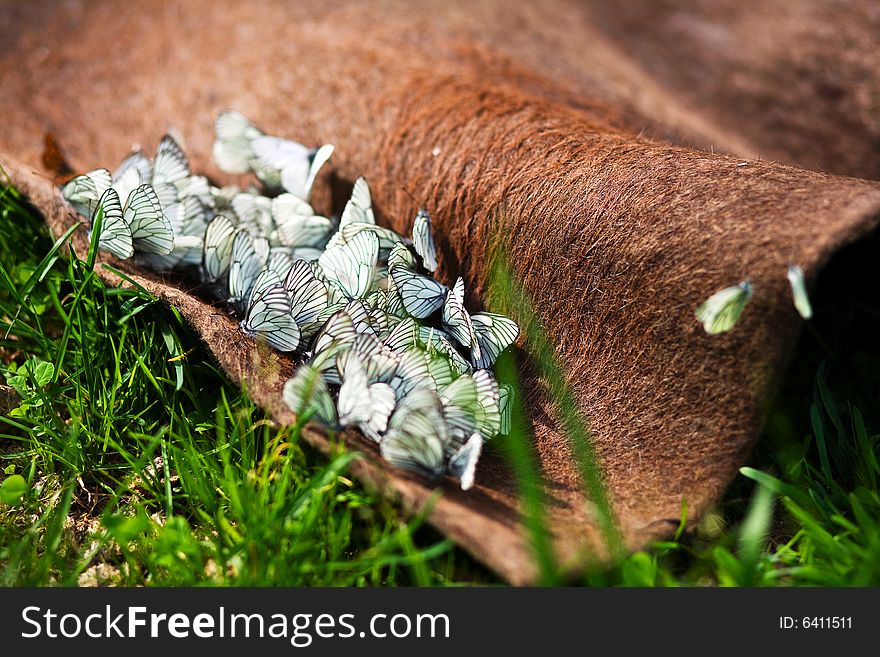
xmin=1 ymin=0 xmax=879 ymax=584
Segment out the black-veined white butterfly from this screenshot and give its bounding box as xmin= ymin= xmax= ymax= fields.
xmin=61 ymin=169 xmax=112 ymax=219
xmin=152 ymin=134 xmax=190 ymax=186
xmin=380 ymin=384 xmax=447 ymax=476
xmin=310 ymin=309 xmax=359 ymax=384
xmin=390 ymin=266 xmax=447 ymax=318
xmin=272 ymin=193 xmax=334 ymax=248
xmin=284 ymin=259 xmax=331 ymax=338
xmin=228 ymin=230 xmax=268 ymax=312
xmin=239 ymin=274 xmax=301 ymax=352
xmin=412 ymin=208 xmax=438 ymax=271
xmin=339 ymin=176 xmax=375 ymax=227
xmin=282 ymin=365 xmax=337 ymax=427
xmin=202 ymin=214 xmax=237 ymax=280
xmin=469 ymin=312 xmax=519 ymax=370
xmin=442 ymin=277 xmax=480 ymax=357
xmin=318 ymin=230 xmax=379 ymax=300
xmin=113 ymin=150 xmax=153 ymax=187
xmin=123 ymin=184 xmax=175 ymax=255
xmin=91 ymin=188 xmax=134 ymax=259
xmin=337 ymin=353 xmax=397 ymax=442
xmin=213 ymin=110 xmax=263 ymax=174
xmin=695 ymin=280 xmax=752 ymax=334
xmin=251 ymin=135 xmax=334 ymax=199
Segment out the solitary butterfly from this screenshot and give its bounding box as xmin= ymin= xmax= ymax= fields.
xmin=695 ymin=280 xmax=753 ymax=334
xmin=787 ymin=265 xmax=813 ymax=320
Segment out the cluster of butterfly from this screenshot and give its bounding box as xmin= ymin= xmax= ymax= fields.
xmin=695 ymin=265 xmax=812 ymax=334
xmin=60 ymin=111 xmax=520 ymax=490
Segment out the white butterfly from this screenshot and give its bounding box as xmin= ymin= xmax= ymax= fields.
xmin=439 ymin=370 xmax=500 ymax=444
xmin=383 ymin=316 xmax=420 ymax=353
xmin=310 ymin=309 xmax=359 ymax=384
xmin=318 ymin=230 xmax=379 ymax=300
xmin=272 ymin=193 xmax=334 ymax=248
xmin=695 ymin=281 xmax=753 ymax=334
xmin=202 ymin=214 xmax=237 ymax=280
xmin=412 ymin=208 xmax=438 ymax=271
xmin=441 ymin=277 xmax=480 ymax=357
xmin=337 ymin=353 xmax=397 ymax=442
xmin=282 ymin=365 xmax=337 ymax=427
xmin=61 ymin=169 xmax=112 ymax=219
xmin=787 ymin=265 xmax=812 ymax=320
xmin=339 ymin=176 xmax=375 ymax=227
xmin=380 ymin=384 xmax=447 ymax=476
xmin=447 ymin=433 xmax=483 ymax=491
xmin=91 ymin=188 xmax=134 ymax=259
xmin=469 ymin=312 xmax=519 ymax=370
xmin=239 ymin=273 xmax=301 ymax=352
xmin=228 ymin=230 xmax=269 ymax=312
xmin=388 ymin=241 xmax=417 ymax=271
xmin=151 ymin=134 xmax=190 ymax=186
xmin=123 ymin=184 xmax=175 ymax=255
xmin=139 ymin=196 xmax=207 ymax=270
xmin=213 ymin=110 xmax=263 ymax=174
xmin=336 ymin=333 xmax=399 ymax=384
xmin=232 ymin=192 xmax=275 ymax=237
xmin=326 ymin=221 xmax=403 ymax=253
xmin=389 ymin=266 xmax=447 ymax=318
xmin=113 ymin=151 xmax=153 ymax=189
xmin=111 ymin=162 xmax=145 ymax=208
xmin=284 ymin=259 xmax=331 ymax=338
xmin=174 ymin=175 xmax=214 ymax=209
xmin=419 ymin=325 xmax=472 ymax=375
xmin=251 ymin=135 xmax=333 ymax=199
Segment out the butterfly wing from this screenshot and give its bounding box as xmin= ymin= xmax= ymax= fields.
xmin=228 ymin=230 xmax=268 ymax=312
xmin=239 ymin=283 xmax=300 ymax=352
xmin=695 ymin=281 xmax=753 ymax=334
xmin=202 ymin=214 xmax=237 ymax=280
xmin=441 ymin=277 xmax=480 ymax=357
xmin=282 ymin=365 xmax=337 ymax=427
xmin=61 ymin=169 xmax=112 ymax=219
xmin=122 ymin=184 xmax=175 ymax=255
xmin=152 ymin=134 xmax=190 ymax=186
xmin=412 ymin=209 xmax=438 ymax=271
xmin=339 ymin=177 xmax=375 ymax=227
xmin=93 ymin=188 xmax=133 ymax=259
xmin=380 ymin=385 xmax=447 ymax=476
xmin=470 ymin=312 xmax=519 ymax=370
xmin=390 ymin=267 xmax=447 ymax=318
xmin=787 ymin=265 xmax=813 ymax=319
xmin=318 ymin=230 xmax=379 ymax=300
xmin=213 ymin=110 xmax=262 ymax=173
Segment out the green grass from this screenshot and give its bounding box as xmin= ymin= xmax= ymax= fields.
xmin=1 ymin=181 xmax=879 ymax=586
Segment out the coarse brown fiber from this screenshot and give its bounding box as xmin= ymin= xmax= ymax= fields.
xmin=1 ymin=0 xmax=879 ymax=584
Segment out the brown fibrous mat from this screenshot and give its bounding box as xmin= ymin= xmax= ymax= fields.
xmin=1 ymin=0 xmax=879 ymax=584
